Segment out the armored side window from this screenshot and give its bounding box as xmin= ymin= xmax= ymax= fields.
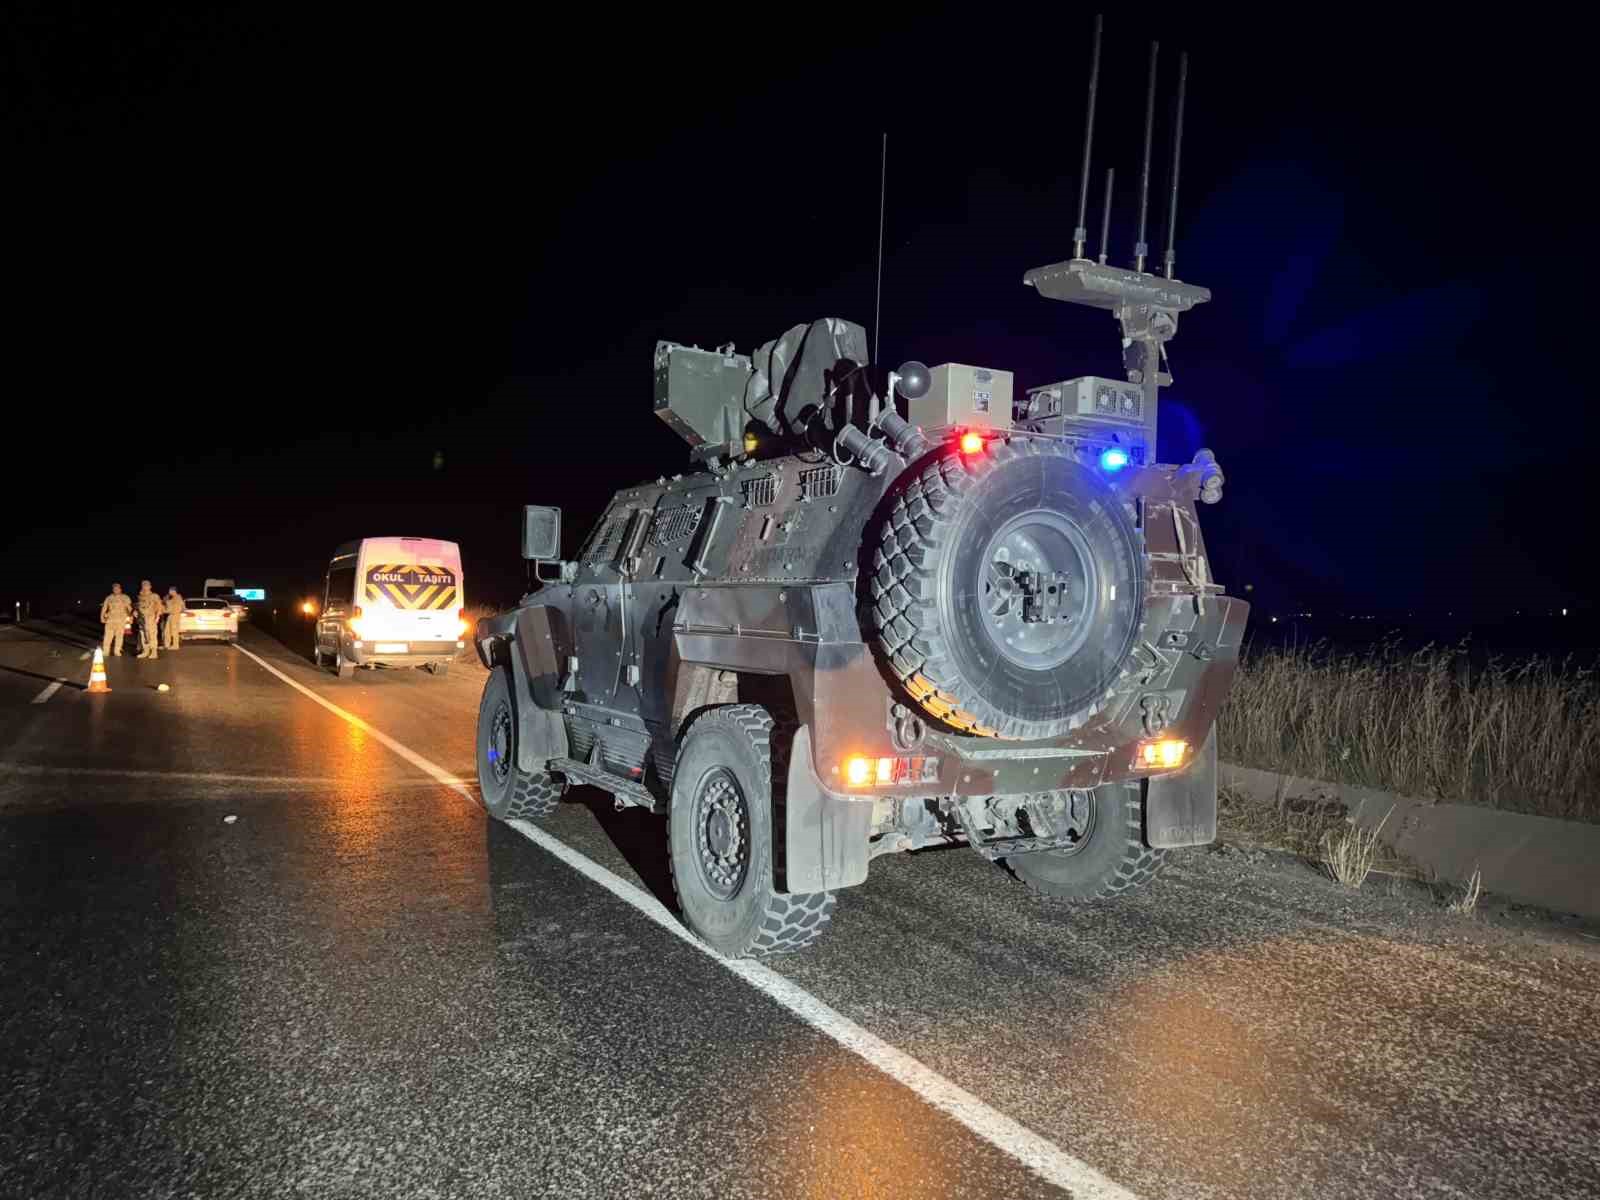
xmin=578 ymin=509 xmax=622 ymax=563
xmin=649 ymin=503 xmax=703 ymax=546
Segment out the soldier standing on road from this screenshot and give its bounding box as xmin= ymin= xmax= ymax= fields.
xmin=135 ymin=580 xmax=162 ymax=660
xmin=163 ymin=587 xmax=184 ymax=650
xmin=99 ymin=583 xmax=132 ymax=657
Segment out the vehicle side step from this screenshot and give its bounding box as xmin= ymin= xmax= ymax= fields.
xmin=548 ymin=756 xmax=662 ymax=812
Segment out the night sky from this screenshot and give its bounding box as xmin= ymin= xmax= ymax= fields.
xmin=3 ymin=9 xmax=1587 ymax=625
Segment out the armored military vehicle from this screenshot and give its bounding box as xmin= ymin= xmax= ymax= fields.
xmin=474 ymin=25 xmax=1249 ymax=957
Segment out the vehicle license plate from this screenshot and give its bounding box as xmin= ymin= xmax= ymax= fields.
xmin=376 ymin=642 xmax=408 ymax=653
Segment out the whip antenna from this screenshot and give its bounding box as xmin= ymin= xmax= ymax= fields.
xmin=1097 ymin=166 xmax=1115 ymax=265
xmin=874 ymin=132 xmax=887 ymax=366
xmin=1072 ymin=14 xmax=1104 ymax=260
xmin=1135 ymin=40 xmax=1158 ymax=272
xmin=1162 ymin=51 xmax=1188 ymax=280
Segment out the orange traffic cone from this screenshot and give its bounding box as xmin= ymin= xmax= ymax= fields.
xmin=87 ymin=647 xmax=111 ymax=693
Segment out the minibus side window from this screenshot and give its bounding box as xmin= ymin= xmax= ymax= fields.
xmin=326 ymin=566 xmax=357 ymax=611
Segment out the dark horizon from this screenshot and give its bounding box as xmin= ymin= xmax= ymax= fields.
xmin=3 ymin=9 xmax=1589 ymax=628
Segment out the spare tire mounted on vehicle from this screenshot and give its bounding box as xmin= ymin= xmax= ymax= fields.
xmin=871 ymin=436 xmax=1143 ymax=740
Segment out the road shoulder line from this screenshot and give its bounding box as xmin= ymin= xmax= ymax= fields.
xmin=230 ymin=640 xmax=1140 ymax=1200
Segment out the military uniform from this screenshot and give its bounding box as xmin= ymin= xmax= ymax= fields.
xmin=135 ymin=582 xmax=162 ymax=660
xmin=163 ymin=589 xmax=184 ymax=649
xmin=99 ymin=588 xmax=133 ymax=656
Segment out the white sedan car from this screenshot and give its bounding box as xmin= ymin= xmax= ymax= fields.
xmin=178 ymin=597 xmax=239 ymax=643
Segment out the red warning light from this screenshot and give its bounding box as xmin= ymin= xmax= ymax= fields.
xmin=959 ymin=432 xmax=985 ymax=455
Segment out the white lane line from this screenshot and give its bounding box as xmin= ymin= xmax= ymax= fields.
xmin=30 ymin=681 xmax=64 ymax=704
xmin=511 ymin=817 xmax=1138 ymax=1199
xmin=233 ymin=640 xmax=1140 ymax=1200
xmin=0 ymin=763 xmax=445 ymax=789
xmin=232 ymin=644 xmax=478 ymax=794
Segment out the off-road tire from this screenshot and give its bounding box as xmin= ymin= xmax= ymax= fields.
xmin=870 ymin=436 xmax=1143 ymax=740
xmin=668 ymin=704 xmax=835 ymax=958
xmin=476 ymin=667 xmax=566 ymax=822
xmin=1005 ymin=782 xmax=1167 ymax=900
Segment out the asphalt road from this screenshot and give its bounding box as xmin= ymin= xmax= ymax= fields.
xmin=3 ymin=618 xmax=1599 ymax=1200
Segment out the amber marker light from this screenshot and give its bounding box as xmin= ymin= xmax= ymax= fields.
xmin=301 ymin=600 xmax=316 ymax=616
xmin=844 ymin=756 xmax=873 ymax=787
xmin=959 ymin=431 xmax=986 ymax=455
xmin=1140 ymin=739 xmax=1188 ymax=770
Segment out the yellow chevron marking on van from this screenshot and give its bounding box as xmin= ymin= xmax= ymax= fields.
xmin=363 ymin=563 xmax=459 ymax=611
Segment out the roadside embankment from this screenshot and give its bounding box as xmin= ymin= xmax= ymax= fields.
xmin=1221 ymin=761 xmax=1600 ymax=920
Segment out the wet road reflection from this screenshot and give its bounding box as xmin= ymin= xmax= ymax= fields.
xmin=2 ymin=622 xmax=1599 ymax=1199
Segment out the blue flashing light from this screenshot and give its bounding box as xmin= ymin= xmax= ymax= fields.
xmin=1099 ymin=447 xmax=1130 ymax=472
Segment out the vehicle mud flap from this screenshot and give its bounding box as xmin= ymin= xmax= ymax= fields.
xmin=514 ymin=706 xmax=569 ymax=776
xmin=1144 ymin=727 xmax=1217 ymax=849
xmin=779 ymin=726 xmax=870 ymax=893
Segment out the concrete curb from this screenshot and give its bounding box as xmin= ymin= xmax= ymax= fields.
xmin=1219 ymin=762 xmax=1600 ymax=920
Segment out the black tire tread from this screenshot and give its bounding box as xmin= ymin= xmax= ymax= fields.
xmin=1008 ymin=790 xmax=1167 ymax=900
xmin=502 ymin=770 xmax=565 ymax=822
xmin=668 ymin=703 xmax=836 ymax=957
xmin=476 ymin=668 xmax=567 ymax=823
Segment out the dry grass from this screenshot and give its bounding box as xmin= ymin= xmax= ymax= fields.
xmin=1448 ymin=866 xmax=1484 ymax=915
xmin=1320 ymin=805 xmax=1394 ymax=888
xmin=1218 ymin=638 xmax=1600 ymax=823
xmin=1217 ymin=788 xmax=1417 ymax=880
xmin=1218 ymin=786 xmax=1343 ymax=857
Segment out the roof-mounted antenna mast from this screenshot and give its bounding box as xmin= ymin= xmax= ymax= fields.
xmin=1023 ymin=19 xmax=1210 ymax=463
xmin=874 ymin=132 xmax=887 ymax=366
xmin=1162 ymin=51 xmax=1188 ymax=280
xmin=1071 ymin=14 xmax=1104 ymax=261
xmin=1134 ymin=41 xmax=1158 ymax=273
xmin=1096 ymin=167 xmax=1115 ymax=265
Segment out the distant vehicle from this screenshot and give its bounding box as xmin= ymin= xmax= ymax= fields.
xmin=203 ymin=578 xmax=250 ymax=622
xmin=178 ymin=597 xmax=238 ymax=643
xmin=313 ymin=537 xmax=467 ymax=679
